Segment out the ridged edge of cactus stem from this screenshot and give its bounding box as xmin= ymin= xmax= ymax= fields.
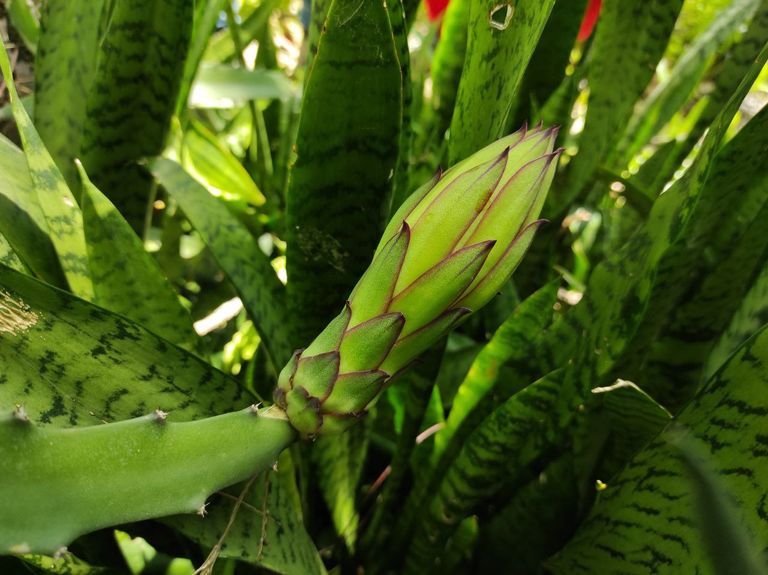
xmin=0 ymin=406 xmax=296 ymax=554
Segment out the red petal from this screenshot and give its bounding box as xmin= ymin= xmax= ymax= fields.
xmin=577 ymin=0 xmax=602 ymax=42
xmin=425 ymin=0 xmax=450 ymax=20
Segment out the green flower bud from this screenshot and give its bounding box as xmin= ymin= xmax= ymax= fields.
xmin=275 ymin=124 xmax=561 ymax=436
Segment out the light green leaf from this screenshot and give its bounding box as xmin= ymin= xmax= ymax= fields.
xmin=189 ymin=65 xmax=293 ymax=108
xmin=181 ymin=120 xmax=266 ymax=206
xmin=150 ymin=157 xmax=292 ymax=365
xmin=0 ymin=39 xmax=94 ymax=300
xmin=78 ymin=162 xmax=199 ymax=351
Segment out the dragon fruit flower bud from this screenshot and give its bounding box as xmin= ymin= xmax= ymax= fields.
xmin=275 ymin=124 xmax=561 ymax=436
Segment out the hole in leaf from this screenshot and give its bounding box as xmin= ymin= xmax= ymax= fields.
xmin=489 ymin=3 xmax=514 ymax=30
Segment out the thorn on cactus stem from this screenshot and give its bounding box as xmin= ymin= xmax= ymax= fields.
xmin=197 ymin=502 xmax=208 ymax=517
xmin=154 ymin=409 xmax=168 ymax=422
xmin=250 ymin=403 xmax=262 ymax=415
xmin=13 ymin=404 xmax=29 ymax=423
xmin=53 ymin=547 xmax=68 ymax=559
xmin=272 ymin=460 xmax=279 ymax=472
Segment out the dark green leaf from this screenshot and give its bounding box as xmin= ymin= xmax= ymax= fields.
xmin=80 ymin=0 xmax=192 ymax=228
xmin=548 ymin=324 xmax=768 ymax=574
xmin=448 ymin=0 xmax=556 ymax=163
xmin=556 ymin=0 xmax=684 ymax=207
xmin=166 ymin=451 xmax=326 ymax=575
xmin=285 ymin=0 xmax=402 ymax=344
xmin=34 ymin=0 xmax=105 ymax=187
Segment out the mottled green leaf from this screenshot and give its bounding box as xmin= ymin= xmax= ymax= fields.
xmin=513 ymin=0 xmax=588 ymax=125
xmin=557 ymin=0 xmax=684 ymax=207
xmin=79 ymin=162 xmax=199 ymax=351
xmin=313 ymin=425 xmax=370 ymax=551
xmin=18 ymin=551 xmax=102 ymax=575
xmin=150 ymin=157 xmax=292 ymax=365
xmin=0 ymin=264 xmax=246 ymax=427
xmin=403 ymin=369 xmax=579 ymax=573
xmin=34 ymin=0 xmax=105 ymax=187
xmin=0 ymin=40 xmax=93 ymax=300
xmin=285 ymin=0 xmax=402 ymax=344
xmin=448 ymin=0 xmax=556 ymax=163
xmin=0 ymin=232 xmax=25 ymax=273
xmin=432 ymin=281 xmax=558 ymax=462
xmin=80 ymin=0 xmax=192 ymax=229
xmin=166 ymin=451 xmax=326 ymax=575
xmin=548 ymin=324 xmax=768 ymax=574
xmin=0 ymin=134 xmax=63 ymax=285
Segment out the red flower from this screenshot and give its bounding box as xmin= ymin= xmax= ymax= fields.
xmin=577 ymin=0 xmax=602 ymax=42
xmin=425 ymin=0 xmax=450 ymax=21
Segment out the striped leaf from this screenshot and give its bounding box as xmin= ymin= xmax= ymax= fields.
xmin=0 ymin=265 xmax=245 ymax=427
xmin=80 ymin=0 xmax=192 ymax=229
xmin=403 ymin=369 xmax=579 ymax=573
xmin=79 ymin=163 xmax=199 ymax=351
xmin=0 ymin=232 xmax=25 ymax=273
xmin=0 ymin=41 xmax=94 ymax=300
xmin=285 ymin=0 xmax=402 ymax=344
xmin=34 ymin=0 xmax=105 ymax=187
xmin=150 ymin=157 xmax=292 ymax=366
xmin=448 ymin=0 xmax=556 ymax=163
xmin=0 ymin=135 xmax=64 ymax=286
xmin=556 ymin=0 xmax=684 ymax=208
xmin=166 ymin=451 xmax=327 ymax=575
xmin=548 ymin=323 xmax=768 ymax=574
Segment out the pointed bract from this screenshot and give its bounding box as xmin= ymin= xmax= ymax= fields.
xmin=292 ymin=351 xmax=340 ymax=399
xmin=339 ymin=313 xmax=405 ymax=373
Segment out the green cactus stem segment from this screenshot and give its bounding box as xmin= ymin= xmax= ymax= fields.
xmin=0 ymin=407 xmax=296 ymax=554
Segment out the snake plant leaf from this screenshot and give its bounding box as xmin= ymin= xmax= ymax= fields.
xmin=0 ymin=233 xmax=25 ymax=273
xmin=80 ymin=0 xmax=192 ymax=229
xmin=313 ymin=422 xmax=371 ymax=553
xmin=448 ymin=0 xmax=556 ymax=163
xmin=150 ymin=157 xmax=292 ymax=365
xmin=181 ymin=120 xmax=266 ymax=206
xmin=165 ymin=451 xmax=327 ymax=575
xmin=34 ymin=0 xmax=105 ymax=188
xmin=0 ymin=407 xmax=294 ymax=555
xmin=0 ymin=265 xmax=246 ymax=426
xmin=0 ymin=135 xmax=64 ymax=285
xmin=339 ymin=313 xmax=405 ymax=372
xmin=403 ymin=369 xmax=579 ymax=573
xmin=557 ymin=0 xmax=684 ymax=208
xmin=431 ymin=0 xmax=469 ymax=139
xmin=614 ymin=0 xmax=762 ymax=166
xmin=0 ymin=135 xmax=64 ymax=286
xmin=432 ymin=280 xmax=559 ymax=462
xmin=0 ymin=40 xmax=93 ymax=301
xmin=285 ymin=0 xmax=402 ymax=345
xmin=78 ymin=162 xmax=199 ymax=351
xmin=548 ymin=323 xmax=768 ymax=574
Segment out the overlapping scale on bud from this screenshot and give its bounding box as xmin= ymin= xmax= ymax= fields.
xmin=275 ymin=124 xmax=561 ymax=436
